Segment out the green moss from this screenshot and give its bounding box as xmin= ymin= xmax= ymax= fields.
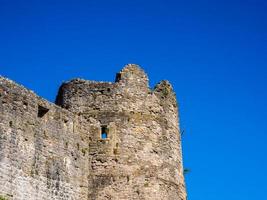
xmin=162 ymin=87 xmax=169 ymax=96
xmin=30 ymin=169 xmax=34 ymax=177
xmin=65 ymin=141 xmax=69 ymax=148
xmin=81 ymin=149 xmax=86 ymax=156
xmin=113 ymin=148 xmax=118 ymax=155
xmin=81 ymin=148 xmax=88 ymax=156
xmin=43 ymin=130 xmax=48 ymax=139
xmin=0 ymin=195 xmax=8 ymax=200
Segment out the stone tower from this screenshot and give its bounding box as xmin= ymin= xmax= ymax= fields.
xmin=0 ymin=64 xmax=187 ymax=200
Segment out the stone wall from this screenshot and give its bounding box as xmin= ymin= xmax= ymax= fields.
xmin=0 ymin=78 xmax=89 ymax=199
xmin=0 ymin=64 xmax=186 ymax=200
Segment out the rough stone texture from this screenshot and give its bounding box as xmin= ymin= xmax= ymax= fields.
xmin=0 ymin=64 xmax=187 ymax=200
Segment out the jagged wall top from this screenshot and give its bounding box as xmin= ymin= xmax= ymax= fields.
xmin=55 ymin=64 xmax=177 ymax=115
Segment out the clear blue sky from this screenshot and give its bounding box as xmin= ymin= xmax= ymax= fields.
xmin=1 ymin=0 xmax=267 ymax=199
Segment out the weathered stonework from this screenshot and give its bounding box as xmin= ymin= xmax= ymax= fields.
xmin=0 ymin=64 xmax=187 ymax=200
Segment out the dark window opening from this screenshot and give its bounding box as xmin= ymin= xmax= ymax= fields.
xmin=101 ymin=126 xmax=108 ymax=139
xmin=38 ymin=105 xmax=49 ymax=118
xmin=23 ymin=102 xmax=28 ymax=108
xmin=115 ymin=73 xmax=122 ymax=82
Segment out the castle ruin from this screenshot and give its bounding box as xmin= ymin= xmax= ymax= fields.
xmin=0 ymin=64 xmax=187 ymax=200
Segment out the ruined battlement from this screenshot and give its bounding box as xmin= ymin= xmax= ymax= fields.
xmin=0 ymin=64 xmax=186 ymax=200
xmin=56 ymin=64 xmax=177 ymax=115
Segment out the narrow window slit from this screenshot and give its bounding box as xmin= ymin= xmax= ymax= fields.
xmin=101 ymin=126 xmax=108 ymax=139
